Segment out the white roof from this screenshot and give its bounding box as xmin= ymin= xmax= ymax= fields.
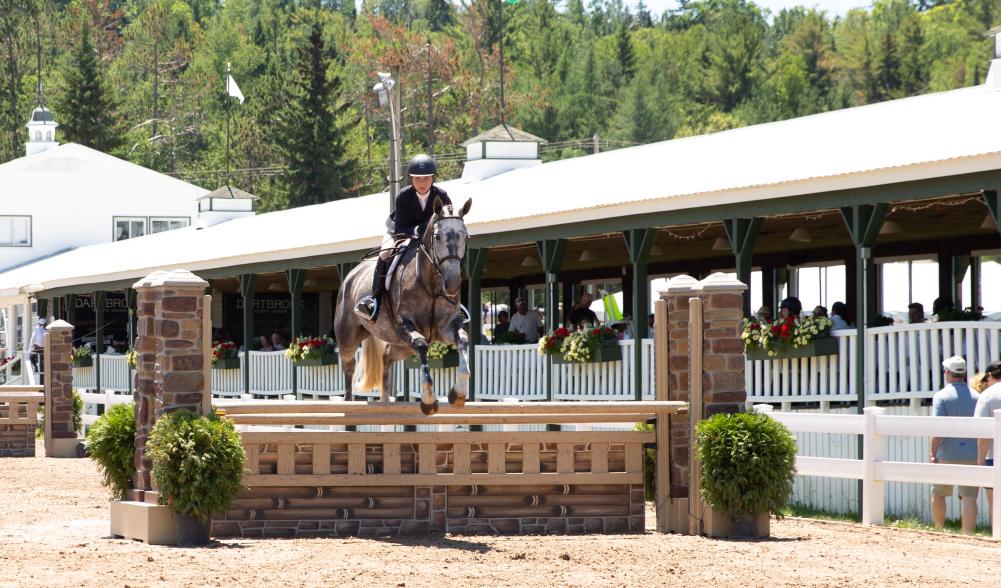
xmin=3 ymin=83 xmax=1001 ymax=298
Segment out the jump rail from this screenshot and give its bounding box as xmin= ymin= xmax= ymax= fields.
xmin=212 ymin=400 xmax=686 ymax=537
xmin=754 ymin=404 xmax=1001 ymax=539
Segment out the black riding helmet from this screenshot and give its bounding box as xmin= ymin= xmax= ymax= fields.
xmin=407 ymin=154 xmax=437 ymax=177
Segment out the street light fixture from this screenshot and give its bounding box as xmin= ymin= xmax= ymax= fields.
xmin=373 ymin=72 xmax=401 ymax=211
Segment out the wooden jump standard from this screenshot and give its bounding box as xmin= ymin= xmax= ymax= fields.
xmin=214 ymin=400 xmax=686 ymax=537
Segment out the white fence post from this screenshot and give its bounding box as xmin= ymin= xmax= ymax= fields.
xmin=994 ymin=409 xmax=1001 ymax=541
xmin=862 ymin=406 xmax=886 ymax=526
xmin=752 ymin=404 xmax=773 ymax=414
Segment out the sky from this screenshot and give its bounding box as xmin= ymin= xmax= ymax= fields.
xmin=637 ymin=0 xmax=871 ymax=18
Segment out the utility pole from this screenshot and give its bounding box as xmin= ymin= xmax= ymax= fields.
xmin=427 ymin=39 xmax=434 ymax=154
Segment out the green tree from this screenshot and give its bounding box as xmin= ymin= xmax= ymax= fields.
xmin=426 ymin=0 xmax=453 ymax=31
xmin=55 ymin=21 xmax=121 ymax=152
xmin=276 ymin=21 xmax=360 ymax=206
xmin=614 ymin=22 xmax=635 ymax=83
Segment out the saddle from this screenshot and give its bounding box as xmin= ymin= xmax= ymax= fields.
xmin=384 ymin=237 xmax=413 ymax=291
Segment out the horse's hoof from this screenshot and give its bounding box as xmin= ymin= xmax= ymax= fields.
xmin=420 ymin=400 xmax=439 ymax=416
xmin=448 ymin=389 xmax=466 ymax=407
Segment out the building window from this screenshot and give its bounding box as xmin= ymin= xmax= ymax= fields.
xmin=149 ymin=217 xmax=190 ymax=234
xmin=0 ymin=216 xmax=31 ymax=247
xmin=34 ymin=131 xmax=41 ymax=141
xmin=45 ymin=131 xmax=52 ymax=141
xmin=113 ymin=217 xmax=146 ymax=241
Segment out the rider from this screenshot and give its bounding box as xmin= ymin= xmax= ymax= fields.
xmin=354 ymin=154 xmax=452 ymax=321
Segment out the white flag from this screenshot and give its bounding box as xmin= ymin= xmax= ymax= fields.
xmin=227 ymin=74 xmax=244 ymax=104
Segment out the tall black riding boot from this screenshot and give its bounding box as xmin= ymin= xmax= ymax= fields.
xmin=354 ymin=257 xmax=389 ymax=321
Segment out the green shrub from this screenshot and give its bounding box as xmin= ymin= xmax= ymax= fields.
xmin=36 ymin=389 xmax=84 ymax=439
xmin=85 ymin=403 xmax=136 ymax=500
xmin=695 ymin=412 xmax=797 ymax=518
xmin=147 ymin=410 xmax=246 ymax=523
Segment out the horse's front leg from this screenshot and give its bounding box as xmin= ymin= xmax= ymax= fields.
xmin=445 ymin=316 xmax=470 ymax=408
xmin=399 ymin=319 xmax=437 ymax=415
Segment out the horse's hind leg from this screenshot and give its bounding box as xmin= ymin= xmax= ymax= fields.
xmin=339 ymin=341 xmax=359 ymax=402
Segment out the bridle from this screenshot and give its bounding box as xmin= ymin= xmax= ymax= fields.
xmin=416 ymin=210 xmax=466 ymax=306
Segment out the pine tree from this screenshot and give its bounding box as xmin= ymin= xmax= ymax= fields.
xmin=426 ymin=0 xmax=453 ymax=32
xmin=635 ymin=0 xmax=653 ymax=28
xmin=56 ymin=21 xmax=121 ymax=153
xmin=615 ymin=23 xmax=635 ymax=83
xmin=276 ymin=21 xmax=360 ymax=207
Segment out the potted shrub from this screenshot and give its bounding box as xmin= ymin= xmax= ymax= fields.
xmin=404 ymin=341 xmax=458 ymax=369
xmin=540 ymin=326 xmax=622 ymax=364
xmin=146 ymin=409 xmax=246 ymax=545
xmin=285 ymin=335 xmax=337 ymax=367
xmin=695 ymin=412 xmax=797 ymax=538
xmin=71 ymin=345 xmax=93 ymax=367
xmin=85 ymin=403 xmax=136 ymax=500
xmin=211 ymin=341 xmax=240 ymax=369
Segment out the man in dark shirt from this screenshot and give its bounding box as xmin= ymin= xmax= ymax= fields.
xmin=355 ymin=154 xmax=453 ymax=321
xmin=568 ymin=292 xmax=599 ymax=327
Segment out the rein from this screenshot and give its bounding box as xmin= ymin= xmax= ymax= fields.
xmin=416 ymin=213 xmax=464 ymax=308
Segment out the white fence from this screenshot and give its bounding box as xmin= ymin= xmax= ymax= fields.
xmin=756 ymin=404 xmax=1001 ymax=538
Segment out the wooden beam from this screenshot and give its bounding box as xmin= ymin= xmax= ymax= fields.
xmin=244 ymin=472 xmax=645 ymax=487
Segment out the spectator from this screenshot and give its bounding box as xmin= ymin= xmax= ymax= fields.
xmin=830 ymin=302 xmax=851 ymax=330
xmin=930 ymin=356 xmax=980 ymax=533
xmin=908 ymin=302 xmax=926 ymax=324
xmin=975 ymin=360 xmax=1001 ymax=521
xmin=271 ymin=332 xmax=286 ymax=350
xmin=778 ymin=297 xmax=802 ymax=320
xmin=932 ymin=297 xmax=954 ymax=320
xmin=971 ymin=372 xmax=990 ymax=394
xmin=28 ymin=318 xmax=46 ymax=371
xmin=568 ymin=292 xmax=598 ymax=327
xmin=755 ymin=306 xmax=772 ymax=323
xmin=813 ymin=305 xmax=828 ymax=318
xmin=509 ymin=297 xmax=542 ymax=343
xmin=492 ymin=311 xmax=510 ymax=343
xmin=258 ymin=335 xmax=273 ymax=351
xmin=648 ymin=313 xmax=655 ymax=330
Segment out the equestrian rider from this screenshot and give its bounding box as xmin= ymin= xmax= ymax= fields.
xmin=354 ymin=154 xmax=453 ymax=321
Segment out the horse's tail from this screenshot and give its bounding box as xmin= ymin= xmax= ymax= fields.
xmin=353 ymin=337 xmax=387 ymax=394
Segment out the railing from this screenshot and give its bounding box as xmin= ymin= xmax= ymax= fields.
xmin=0 ymin=353 xmax=23 ymax=385
xmin=755 ymin=404 xmax=1001 ymax=539
xmin=746 ymin=330 xmax=857 ymax=406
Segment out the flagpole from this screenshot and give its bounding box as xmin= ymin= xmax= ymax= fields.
xmin=226 ymin=62 xmax=232 ymax=187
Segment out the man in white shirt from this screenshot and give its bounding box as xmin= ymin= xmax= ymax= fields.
xmin=28 ymin=318 xmax=47 ymax=371
xmin=975 ymin=360 xmax=1001 ymax=521
xmin=508 ymin=297 xmax=541 ymax=343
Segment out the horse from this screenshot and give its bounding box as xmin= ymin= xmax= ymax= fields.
xmin=334 ymin=196 xmax=472 ymax=415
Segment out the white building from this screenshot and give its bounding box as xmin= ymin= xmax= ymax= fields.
xmin=1 ymin=106 xmax=206 ymax=274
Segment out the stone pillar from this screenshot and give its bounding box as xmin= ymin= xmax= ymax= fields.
xmin=133 ymin=269 xmax=210 ymax=492
xmin=44 ymin=320 xmax=78 ymax=458
xmin=661 ymin=275 xmax=700 ymax=499
xmin=698 ymin=273 xmax=748 ymax=417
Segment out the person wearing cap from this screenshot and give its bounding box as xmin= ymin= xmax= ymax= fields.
xmin=974 ymin=360 xmax=1001 ymax=521
xmin=930 ymin=355 xmax=980 ymax=533
xmin=509 ymin=297 xmax=541 ymax=343
xmin=28 ymin=317 xmax=48 ymax=371
xmin=354 ymin=154 xmax=452 ymax=321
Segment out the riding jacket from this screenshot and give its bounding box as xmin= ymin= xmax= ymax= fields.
xmin=385 ymin=185 xmax=452 ymax=237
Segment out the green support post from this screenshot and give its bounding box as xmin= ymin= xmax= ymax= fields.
xmin=239 ymin=274 xmax=257 ymax=398
xmin=537 ymin=239 xmax=565 ymax=427
xmin=841 ymin=202 xmax=887 ymax=520
xmin=94 ymin=290 xmax=106 ymax=395
xmin=984 ymin=190 xmax=1000 ymax=235
xmin=126 ymin=289 xmax=137 ymax=394
xmin=64 ymin=294 xmax=76 ymax=326
xmin=623 ymin=228 xmax=656 ymax=401
xmin=287 ymin=269 xmax=305 ymax=399
xmin=465 ymin=248 xmax=488 ymax=402
xmin=723 ymin=218 xmax=762 ymax=318
xmin=37 ymin=299 xmax=47 ymax=322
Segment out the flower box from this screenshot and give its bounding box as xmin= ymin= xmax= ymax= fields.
xmin=405 ymin=351 xmax=459 ymax=370
xmin=212 ymin=357 xmax=241 ymax=370
xmin=73 ymin=356 xmax=92 ymax=368
xmin=552 ymin=343 xmax=622 ymax=365
xmin=745 ymin=337 xmax=838 ymax=361
xmin=294 ymin=355 xmax=338 ymax=367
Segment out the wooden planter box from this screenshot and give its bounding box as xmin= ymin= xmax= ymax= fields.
xmin=72 ymin=356 xmax=92 ymax=368
xmin=404 ymin=351 xmax=459 ymax=370
xmin=744 ymin=337 xmax=838 ymax=361
xmin=552 ymin=344 xmax=623 ymax=365
xmin=212 ymin=357 xmax=241 ymax=370
xmin=294 ymin=355 xmax=337 ymax=367
xmin=704 ymin=507 xmax=770 ymax=538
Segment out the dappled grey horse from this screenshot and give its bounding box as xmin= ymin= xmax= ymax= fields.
xmin=334 ymin=197 xmax=472 ymax=415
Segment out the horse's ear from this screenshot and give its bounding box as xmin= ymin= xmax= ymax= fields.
xmin=459 ymin=198 xmax=472 ymax=218
xmin=433 ymin=196 xmax=444 ymax=216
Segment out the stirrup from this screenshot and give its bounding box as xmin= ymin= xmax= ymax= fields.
xmin=458 ymin=303 xmax=471 ymax=325
xmin=354 ymin=296 xmax=378 ymax=321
